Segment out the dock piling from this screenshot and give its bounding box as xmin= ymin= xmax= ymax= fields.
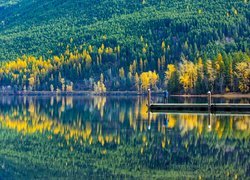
xmin=208 ymin=113 xmax=212 ymax=129
xmin=208 ymin=91 xmax=211 ymax=111
xmin=147 ymin=89 xmax=151 ymax=107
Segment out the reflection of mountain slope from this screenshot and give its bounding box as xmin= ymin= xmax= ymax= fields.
xmin=0 ymin=97 xmax=249 ymax=142
xmin=0 ymin=96 xmax=249 ymax=178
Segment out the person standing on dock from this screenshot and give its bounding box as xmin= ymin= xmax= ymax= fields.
xmin=164 ymin=90 xmax=169 ymax=103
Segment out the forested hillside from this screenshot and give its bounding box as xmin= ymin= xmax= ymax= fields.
xmin=0 ymin=0 xmax=249 ymax=93
xmin=0 ymin=0 xmax=20 ymax=7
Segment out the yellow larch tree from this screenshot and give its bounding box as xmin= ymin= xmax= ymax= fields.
xmin=179 ymin=59 xmax=198 ymax=93
xmin=140 ymin=72 xmax=150 ymax=91
xmin=235 ymin=62 xmax=250 ymax=93
xmin=165 ymin=64 xmax=176 ymax=85
xmin=206 ymin=60 xmax=216 ymax=91
xmin=134 ymin=73 xmax=140 ymax=92
xmin=119 ymin=67 xmax=125 ymax=79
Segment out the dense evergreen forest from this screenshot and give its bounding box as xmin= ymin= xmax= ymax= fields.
xmin=0 ymin=0 xmax=249 ymax=93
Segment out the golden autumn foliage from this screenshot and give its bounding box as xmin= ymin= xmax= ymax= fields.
xmin=0 ymin=45 xmax=249 ymax=93
xmin=140 ymin=72 xmax=150 ymax=91
xmin=94 ymin=74 xmax=107 ymax=93
xmin=0 ymin=56 xmax=53 ymax=86
xmin=179 ymin=59 xmax=198 ymax=93
xmin=206 ymin=60 xmax=216 ymax=89
xmin=0 ymin=107 xmax=123 ymax=146
xmin=197 ymin=57 xmax=204 ymax=79
xmin=161 ymin=41 xmax=166 ymax=52
xmin=0 ymin=43 xmax=119 ymax=91
xmin=215 ymin=53 xmax=224 ymax=73
xmin=165 ymin=64 xmax=176 ymax=85
xmin=235 ymin=62 xmax=250 ymax=93
xmin=0 ymin=96 xmax=249 ymax=153
xmin=119 ymin=67 xmax=125 ymax=79
xmin=134 ymin=73 xmax=140 ymax=91
xmin=140 ymin=71 xmax=159 ymax=91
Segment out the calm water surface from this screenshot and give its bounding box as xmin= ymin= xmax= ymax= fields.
xmin=0 ymin=96 xmax=249 ymax=178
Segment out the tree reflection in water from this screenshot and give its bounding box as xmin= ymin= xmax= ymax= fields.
xmin=0 ymin=96 xmax=249 ymax=178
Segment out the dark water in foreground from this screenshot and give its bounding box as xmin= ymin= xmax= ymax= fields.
xmin=0 ymin=96 xmax=249 ymax=178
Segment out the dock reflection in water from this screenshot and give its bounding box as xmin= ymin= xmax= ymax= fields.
xmin=0 ymin=96 xmax=249 ymax=178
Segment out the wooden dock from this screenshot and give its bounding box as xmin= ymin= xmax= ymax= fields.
xmin=147 ymin=89 xmax=250 ymax=114
xmin=149 ymin=103 xmax=250 ymax=113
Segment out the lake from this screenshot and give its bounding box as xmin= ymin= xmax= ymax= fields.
xmin=0 ymin=96 xmax=249 ymax=178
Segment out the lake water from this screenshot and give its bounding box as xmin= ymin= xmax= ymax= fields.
xmin=0 ymin=96 xmax=249 ymax=178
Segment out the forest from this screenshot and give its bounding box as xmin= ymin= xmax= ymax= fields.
xmin=0 ymin=0 xmax=249 ymax=93
xmin=0 ymin=43 xmax=249 ymax=93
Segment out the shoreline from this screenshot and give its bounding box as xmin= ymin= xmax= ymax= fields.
xmin=0 ymin=91 xmax=143 ymax=96
xmin=0 ymin=91 xmax=249 ymax=98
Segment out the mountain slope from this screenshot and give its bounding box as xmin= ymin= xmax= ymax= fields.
xmin=0 ymin=0 xmax=249 ymax=61
xmin=0 ymin=0 xmax=21 ymax=7
xmin=0 ymin=0 xmax=249 ymax=93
